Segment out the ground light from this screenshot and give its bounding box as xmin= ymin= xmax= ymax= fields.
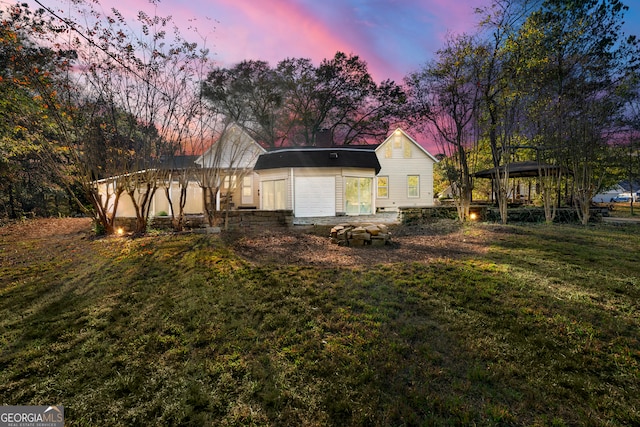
xmin=116 ymin=227 xmax=124 ymax=236
xmin=469 ymin=212 xmax=478 ymax=221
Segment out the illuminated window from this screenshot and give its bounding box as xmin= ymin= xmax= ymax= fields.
xmin=393 ymin=134 xmax=402 ymax=148
xmin=403 ymin=141 xmax=412 ymax=158
xmin=223 ymin=176 xmax=236 ymax=189
xmin=377 ymin=176 xmax=389 ymax=198
xmin=407 ymin=175 xmax=419 ymax=198
xmin=242 ymin=176 xmax=252 ymax=197
xmin=385 ymin=143 xmax=392 ymax=158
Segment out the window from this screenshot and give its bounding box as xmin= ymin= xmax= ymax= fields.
xmin=403 ymin=141 xmax=412 ymax=158
xmin=385 ymin=143 xmax=392 ymax=158
xmin=393 ymin=134 xmax=402 ymax=148
xmin=242 ymin=176 xmax=252 ymax=197
xmin=223 ymin=175 xmax=237 ymax=190
xmin=242 ymin=176 xmax=253 ymax=204
xmin=377 ymin=176 xmax=389 ymax=198
xmin=262 ymin=179 xmax=286 ymax=210
xmin=407 ymin=175 xmax=420 ymax=198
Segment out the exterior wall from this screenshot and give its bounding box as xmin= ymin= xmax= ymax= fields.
xmin=375 ymin=130 xmax=436 ymax=211
xmin=256 ymin=167 xmax=376 ymax=217
xmin=154 ymin=181 xmax=204 ymax=215
xmin=255 ymin=169 xmax=293 ymax=210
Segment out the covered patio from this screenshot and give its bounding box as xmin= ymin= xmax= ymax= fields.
xmin=472 ymin=160 xmax=570 ymax=205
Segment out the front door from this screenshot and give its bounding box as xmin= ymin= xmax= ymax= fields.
xmin=242 ymin=175 xmax=253 ymax=205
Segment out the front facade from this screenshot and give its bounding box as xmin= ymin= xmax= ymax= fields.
xmin=253 ymin=128 xmax=437 ymax=218
xmin=195 ymin=123 xmax=266 ymax=210
xmin=254 ymin=148 xmax=381 ymax=217
xmin=97 ymin=127 xmax=437 ymax=220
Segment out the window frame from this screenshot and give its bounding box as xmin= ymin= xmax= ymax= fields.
xmin=407 ymin=175 xmax=420 ymax=198
xmin=377 ymin=176 xmax=389 ymax=199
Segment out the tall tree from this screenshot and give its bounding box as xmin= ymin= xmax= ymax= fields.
xmin=57 ymin=1 xmax=212 ymax=234
xmin=0 ymin=4 xmax=74 ymax=219
xmin=203 ymin=52 xmax=406 ymax=147
xmin=405 ymin=34 xmax=481 ymax=221
xmin=519 ymin=0 xmax=638 ymax=224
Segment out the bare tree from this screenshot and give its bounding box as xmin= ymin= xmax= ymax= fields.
xmin=192 ymin=122 xmax=264 ymax=229
xmin=406 ymin=34 xmax=481 ymax=221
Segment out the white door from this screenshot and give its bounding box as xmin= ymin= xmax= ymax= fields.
xmin=294 ymin=177 xmax=335 ymax=217
xmin=242 ymin=176 xmax=253 ymax=205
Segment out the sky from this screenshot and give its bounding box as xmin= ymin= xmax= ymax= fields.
xmin=14 ymin=0 xmax=640 ymax=84
xmin=18 ymin=0 xmax=629 ymax=85
xmin=86 ymin=0 xmax=640 ymax=84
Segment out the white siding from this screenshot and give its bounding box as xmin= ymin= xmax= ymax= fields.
xmin=375 ymin=129 xmax=436 ymax=210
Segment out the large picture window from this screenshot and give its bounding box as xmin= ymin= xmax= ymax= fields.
xmin=262 ymin=179 xmax=286 ymax=210
xmin=345 ymin=177 xmax=372 ymax=215
xmin=407 ymin=175 xmax=420 ymax=198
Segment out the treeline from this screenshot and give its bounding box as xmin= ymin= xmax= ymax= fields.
xmin=0 ymin=0 xmax=639 ymax=230
xmin=404 ymin=0 xmax=640 ymax=224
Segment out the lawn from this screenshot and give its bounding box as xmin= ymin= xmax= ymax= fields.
xmin=0 ymin=218 xmax=638 ymax=426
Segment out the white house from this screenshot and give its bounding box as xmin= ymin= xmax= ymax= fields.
xmin=253 ymin=147 xmax=381 ymax=217
xmin=97 ymin=124 xmax=266 ymax=218
xmin=97 ymin=126 xmax=437 ymax=220
xmin=253 ymin=128 xmax=438 ymax=218
xmin=195 ymin=123 xmax=266 ymax=210
xmin=374 ymin=128 xmax=438 ymax=211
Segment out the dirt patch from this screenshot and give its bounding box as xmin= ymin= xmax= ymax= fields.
xmin=232 ymin=221 xmax=493 ymax=268
xmin=1 ymin=217 xmax=495 ymax=269
xmin=0 ymin=217 xmax=92 ymax=241
xmin=0 ymin=217 xmax=94 ymax=268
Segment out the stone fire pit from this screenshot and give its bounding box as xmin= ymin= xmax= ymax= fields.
xmin=330 ymin=223 xmax=391 ymax=246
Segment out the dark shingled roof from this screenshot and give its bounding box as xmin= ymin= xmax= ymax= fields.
xmin=254 ymin=147 xmax=381 ymax=174
xmin=473 ymin=161 xmax=571 ymax=178
xmin=158 ymin=155 xmax=200 ymax=169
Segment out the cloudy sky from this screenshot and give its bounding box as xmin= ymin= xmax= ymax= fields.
xmin=37 ymin=0 xmax=640 ymax=85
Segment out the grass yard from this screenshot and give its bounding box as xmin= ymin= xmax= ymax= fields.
xmin=0 ymin=218 xmax=638 ymax=426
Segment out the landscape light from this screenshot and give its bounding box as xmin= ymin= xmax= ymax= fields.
xmin=116 ymin=227 xmax=124 ymax=236
xmin=469 ymin=212 xmax=478 ymax=221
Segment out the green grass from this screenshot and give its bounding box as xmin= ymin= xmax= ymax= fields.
xmin=1 ymin=221 xmax=639 ymax=426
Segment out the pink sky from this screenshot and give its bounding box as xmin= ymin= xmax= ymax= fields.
xmin=23 ymin=0 xmax=640 ymax=84
xmin=45 ymin=0 xmax=491 ymax=83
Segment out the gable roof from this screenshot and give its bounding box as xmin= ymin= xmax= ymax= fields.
xmin=254 ymin=147 xmax=381 ymax=174
xmin=195 ymin=123 xmax=266 ymax=169
xmin=376 ymin=128 xmax=439 ymax=162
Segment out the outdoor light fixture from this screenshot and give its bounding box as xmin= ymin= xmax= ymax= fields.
xmin=116 ymin=227 xmax=124 ymax=236
xmin=469 ymin=212 xmax=478 ymax=221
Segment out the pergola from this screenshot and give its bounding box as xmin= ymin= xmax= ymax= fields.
xmin=472 ymin=161 xmax=571 ymax=204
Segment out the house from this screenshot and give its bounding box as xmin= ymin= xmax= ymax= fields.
xmin=194 ymin=123 xmax=266 ymax=210
xmin=253 ymin=128 xmax=438 ymax=217
xmin=98 ymin=124 xmax=266 ymax=219
xmin=374 ymin=128 xmax=438 ymax=211
xmin=253 ymin=147 xmax=381 ymax=217
xmin=98 ymin=126 xmax=437 ymax=221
